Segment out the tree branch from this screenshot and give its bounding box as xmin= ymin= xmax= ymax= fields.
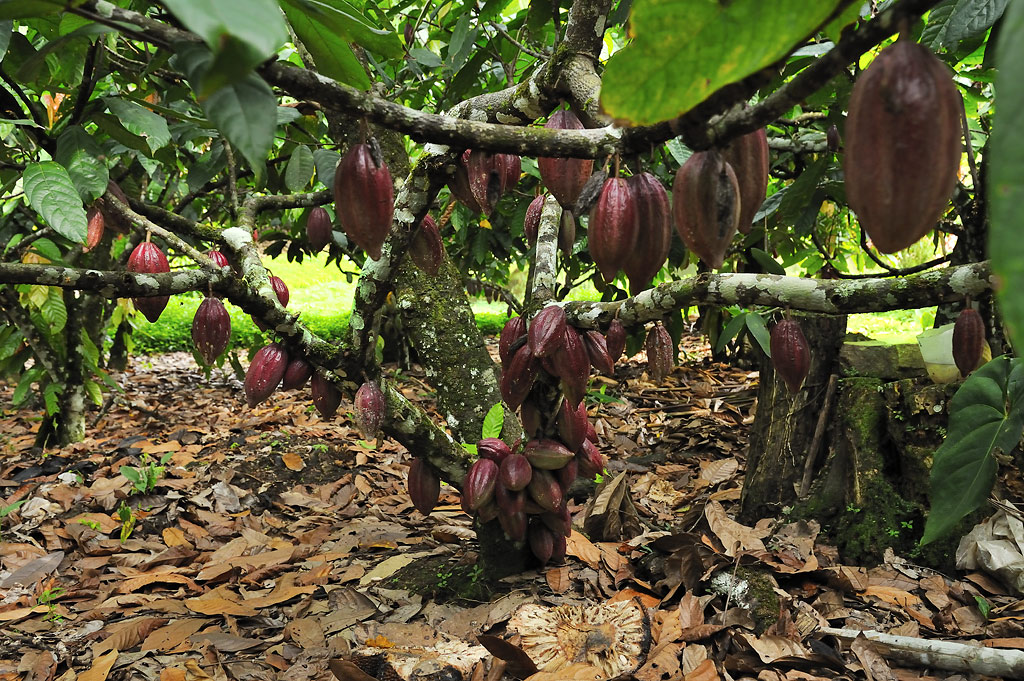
xmin=531 ymin=195 xmax=561 ymax=304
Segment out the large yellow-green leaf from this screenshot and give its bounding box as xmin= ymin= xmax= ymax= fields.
xmin=602 ymin=0 xmax=842 ymax=125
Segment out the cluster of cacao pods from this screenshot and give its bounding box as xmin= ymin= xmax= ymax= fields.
xmin=333 ymin=141 xmax=395 ymax=260
xmin=242 ymin=343 xmax=346 ymax=420
xmin=449 ymin=149 xmax=521 ymax=215
xmin=770 ymin=318 xmax=810 ymax=393
xmin=127 ymin=240 xmax=171 ymax=323
xmin=843 ymin=38 xmax=961 ymax=254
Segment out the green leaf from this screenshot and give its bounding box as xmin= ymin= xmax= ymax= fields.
xmin=161 ymin=0 xmax=287 ymax=68
xmin=715 ymin=311 xmax=747 ymax=354
xmin=40 ymin=287 xmax=66 ymax=333
xmin=481 ymin=403 xmax=504 ymax=439
xmin=0 ymin=20 xmax=12 ymax=61
xmin=989 ymin=0 xmax=1024 ymax=344
xmin=665 ymin=138 xmax=693 ymax=165
xmin=42 ymin=381 xmax=59 ymax=414
xmin=0 ymin=0 xmax=62 ymax=20
xmin=55 ymin=126 xmax=109 ymax=202
xmin=923 ymin=0 xmax=1007 ymax=51
xmin=279 ymin=0 xmax=402 ymax=58
xmin=750 ymin=248 xmax=786 ymax=275
xmin=28 ymin=237 xmax=62 ymax=263
xmin=84 ymin=378 xmax=102 ymax=406
xmin=22 ymin=161 xmax=87 ymax=242
xmin=602 ymin=0 xmax=843 ymax=124
xmin=12 ymin=365 xmax=43 ymax=406
xmin=285 ymin=144 xmax=315 ymax=192
xmin=120 ymin=465 xmax=142 ymax=486
xmin=409 ymin=47 xmax=442 ymax=68
xmin=201 ymin=72 xmax=277 ymax=171
xmin=313 ymin=148 xmax=341 ymax=187
xmin=283 ymin=4 xmax=372 ymax=89
xmin=745 ymin=313 xmax=771 ymax=357
xmin=103 ymin=98 xmax=171 ymax=153
xmin=822 ymin=3 xmax=863 ymax=43
xmin=922 ymin=356 xmax=1024 ymax=544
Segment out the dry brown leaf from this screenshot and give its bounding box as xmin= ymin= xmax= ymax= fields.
xmin=634 ymin=642 xmax=682 ymax=681
xmin=851 ymin=633 xmax=898 ymax=681
xmin=704 ymin=501 xmax=766 ymax=556
xmin=162 ymin=527 xmax=190 ymax=547
xmin=282 ymin=452 xmax=305 ymax=471
xmin=566 ymin=531 xmax=601 ymax=569
xmin=546 ymin=567 xmax=570 ymax=594
xmin=526 ymin=663 xmax=604 ymax=681
xmin=142 ymin=619 xmax=207 ymax=652
xmin=158 ymin=669 xmax=186 ymax=681
xmin=736 ymin=633 xmax=809 ymax=663
xmin=77 ymin=650 xmax=117 ymax=681
xmin=185 ymin=588 xmax=258 ymax=617
xmin=92 ymin=617 xmax=167 ymax=655
xmin=683 ymin=658 xmax=718 ymax=681
xmin=699 ymin=458 xmax=738 ymax=485
xmin=861 ymin=586 xmax=933 ymax=627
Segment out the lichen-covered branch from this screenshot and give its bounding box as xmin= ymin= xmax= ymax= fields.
xmin=0 ymin=262 xmax=225 ymax=295
xmin=102 ymin=195 xmax=214 ymax=267
xmin=382 ymin=381 xmax=472 ymax=485
xmin=531 ymin=195 xmax=562 ymax=304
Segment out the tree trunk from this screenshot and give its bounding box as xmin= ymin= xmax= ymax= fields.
xmin=739 ymin=312 xmax=847 ymax=522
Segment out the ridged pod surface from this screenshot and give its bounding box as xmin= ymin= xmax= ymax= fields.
xmin=558 ymin=398 xmax=588 ymax=452
xmin=84 ymin=207 xmax=104 ymax=253
xmin=583 ymin=330 xmax=615 ymax=376
xmin=496 ymin=483 xmax=526 ymax=516
xmin=500 ymin=344 xmax=538 ymax=409
xmin=556 ymin=326 xmax=590 ymax=408
xmin=499 ymin=316 xmax=527 ymax=366
xmin=844 ymin=40 xmax=961 ymax=253
xmin=520 ymin=399 xmax=542 ymax=437
xmin=245 ymin=344 xmax=288 ymax=408
xmin=500 ymin=154 xmax=521 ymax=194
xmin=409 ymin=214 xmax=443 ymax=276
xmin=500 ymin=453 xmax=533 ymax=491
xmin=953 ymin=308 xmax=986 ymax=377
xmin=127 ymin=242 xmax=171 ymax=323
xmin=467 ymin=150 xmax=507 ymax=216
xmin=529 ymin=522 xmax=555 ymax=565
xmin=499 ymin=510 xmax=528 ymax=542
xmin=306 ymin=207 xmax=333 ymax=252
xmin=207 ymin=250 xmax=230 ymax=268
xmin=270 ymin=276 xmax=290 ymax=307
xmin=478 ymin=438 xmax=512 ymax=463
xmin=333 ymin=143 xmax=394 ymax=260
xmin=464 ymin=458 xmax=499 ymax=511
xmin=311 ymin=373 xmax=341 ymax=419
xmin=408 ymin=458 xmax=440 ymax=515
xmin=672 ymin=150 xmax=741 ymax=270
xmin=524 ymin=194 xmax=544 ymax=246
xmin=192 ymin=297 xmax=231 ymax=365
xmin=529 ymin=305 xmax=567 ymax=358
xmin=281 ymin=357 xmax=312 ymax=390
xmin=588 ymin=177 xmax=638 ymax=281
xmin=770 ymin=319 xmax=811 ymax=393
xmin=449 ymin=150 xmax=480 ymax=212
xmin=623 ymin=172 xmax=671 ymax=291
xmin=538 ymin=110 xmax=593 ymax=208
xmin=606 ymin=319 xmax=626 ymax=362
xmin=645 ymin=323 xmax=674 ymax=383
xmin=527 ymin=469 xmax=563 ymax=514
xmin=354 ymin=381 xmax=386 ymax=438
xmin=578 ymin=439 xmax=605 ymax=479
xmin=524 ymin=439 xmax=575 ymax=470
xmin=721 ymin=129 xmax=769 ymax=235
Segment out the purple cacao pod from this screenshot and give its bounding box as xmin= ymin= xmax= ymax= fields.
xmin=498 ymin=510 xmax=527 ymax=542
xmin=500 ymin=344 xmax=539 ymax=409
xmin=527 ymin=468 xmax=563 ymax=514
xmin=552 ymin=532 xmax=567 ymax=562
xmin=556 ymin=459 xmax=578 ymax=490
xmin=555 ymin=326 xmax=590 ymax=408
xmin=500 ymin=153 xmax=521 ymax=194
xmin=524 ymin=439 xmax=575 ymax=470
xmin=127 ymin=242 xmax=170 ymax=323
xmin=721 ymin=129 xmax=770 ymax=235
xmin=311 ymin=373 xmax=341 ymax=419
xmin=558 ymin=398 xmax=588 ymax=452
xmin=306 ymin=206 xmax=333 ymax=252
xmin=281 ymin=357 xmax=313 ymax=391
xmin=673 ymin=150 xmax=741 ymax=270
xmin=529 ymin=305 xmax=568 ymax=358
xmin=496 ymin=483 xmax=526 ymax=516
xmin=500 ymin=453 xmax=533 ymax=491
xmin=538 ymin=110 xmax=593 ymax=209
xmin=499 ymin=316 xmax=527 ymax=367
xmin=606 ymin=319 xmax=626 ymax=363
xmin=646 ymin=323 xmax=674 ymax=383
xmin=269 ymin=275 xmax=290 ymax=307
xmin=770 ymin=319 xmax=811 ymax=393
xmin=477 ymin=438 xmax=512 ymax=463
xmin=333 ymin=142 xmax=394 ymax=260
xmin=953 ymin=308 xmax=986 ymax=377
xmin=583 ymin=330 xmax=615 ymax=376
xmin=520 ymin=399 xmax=542 ymax=437
xmin=588 ymin=177 xmax=638 ymax=281
xmin=524 ymin=194 xmax=544 ymax=246
xmin=529 ymin=521 xmax=555 ymax=565
xmin=541 ymin=506 xmax=572 ymax=538
xmin=464 ymin=458 xmax=499 ymax=511
xmin=207 ymin=249 xmax=230 ymax=268
xmin=245 ymin=343 xmax=288 ymax=408
xmin=408 ymin=458 xmax=440 ymax=515
xmin=577 ymin=439 xmax=606 ymax=479
xmin=448 ymin=149 xmax=481 ymax=213
xmin=467 ymin=150 xmax=506 ymax=216
xmin=354 ymin=380 xmax=386 ymax=438
xmin=192 ymin=296 xmax=231 ymax=365
xmin=409 ymin=214 xmax=443 ymax=276
xmin=623 ymin=172 xmax=671 ymax=292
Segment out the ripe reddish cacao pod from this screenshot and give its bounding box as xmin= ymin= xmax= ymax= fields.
xmin=448 ymin=149 xmax=481 ymax=212
xmin=673 ymin=149 xmax=741 ymax=270
xmin=524 ymin=439 xmax=575 ymax=470
xmin=721 ymin=128 xmax=769 ymax=235
xmin=477 ymin=502 xmax=500 ymax=524
xmin=586 ymin=422 xmax=598 ymax=444
xmin=467 ymin=150 xmax=506 ymax=216
xmin=578 ymin=439 xmax=606 ymax=479
xmin=496 ymin=483 xmax=526 ymax=516
xmin=606 ymin=319 xmax=626 ymax=362
xmin=556 ymin=459 xmax=578 ymax=490
xmin=524 ymin=194 xmax=544 ymax=246
xmin=499 ymin=509 xmax=528 ymax=542
xmin=245 ymin=343 xmax=288 ymax=408
xmin=555 ymin=326 xmax=590 ymax=408
xmin=844 ymin=40 xmax=961 ymax=254
xmin=281 ymin=357 xmax=312 ymax=390
xmin=588 ymin=177 xmax=638 ymax=281
xmin=583 ymin=330 xmax=615 ymax=376
xmin=333 ymin=142 xmax=394 ymax=260
xmin=558 ymin=209 xmax=576 ymax=256
xmin=538 ymin=110 xmax=593 ymax=208
xmin=770 ymin=319 xmax=811 ymax=393
xmin=552 ymin=532 xmax=567 ymax=563
xmin=306 ymin=206 xmax=333 ymax=252
xmin=191 ymin=296 xmax=231 ymax=365
xmin=354 ymin=380 xmax=386 ymax=439
xmin=953 ymin=308 xmax=986 ymax=377
xmin=408 ymin=458 xmax=440 ymax=515
xmin=464 ymin=458 xmax=499 ymax=511
xmin=501 ymin=344 xmax=538 ymax=409
xmin=558 ymin=398 xmax=588 ymax=452
xmin=623 ymin=172 xmax=671 ymax=291
xmin=527 ymin=469 xmax=563 ymax=514
xmin=311 ymin=373 xmax=341 ymax=419
xmin=645 ymin=323 xmax=674 ymax=383
xmin=827 ymin=124 xmax=842 ymax=153
xmin=500 ymin=316 xmax=527 ymax=367
xmin=500 ymin=453 xmax=533 ymax=491
xmin=127 ymin=242 xmax=171 ymax=323
xmin=409 ymin=214 xmax=443 ymax=276
xmin=207 ymin=250 xmax=230 ymax=268
xmin=529 ymin=521 xmax=555 ymax=565
xmin=520 ymin=399 xmax=542 ymax=437
xmin=500 ymin=153 xmax=521 ymax=194
xmin=270 ymin=276 xmax=289 ymax=307
xmin=542 ymin=506 xmax=572 ymax=538
xmin=84 ymin=207 xmax=104 ymax=253
xmin=529 ymin=305 xmax=568 ymax=358
xmin=478 ymin=438 xmax=512 ymax=463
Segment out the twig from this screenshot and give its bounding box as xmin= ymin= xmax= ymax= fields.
xmin=799 ymin=373 xmax=838 ymax=497
xmin=488 ymin=21 xmax=547 ymax=59
xmin=223 ymin=140 xmax=239 ymax=219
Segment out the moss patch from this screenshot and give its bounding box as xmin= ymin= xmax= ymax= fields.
xmin=387 ymin=554 xmax=507 ymax=605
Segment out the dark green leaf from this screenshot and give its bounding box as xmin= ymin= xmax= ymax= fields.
xmin=745 ymin=313 xmax=771 ymax=357
xmin=750 ymin=248 xmax=786 ymax=275
xmin=0 ymin=20 xmax=12 ymax=60
xmin=28 ymin=238 xmax=62 ymax=263
xmin=280 ymin=0 xmax=402 ymax=58
xmin=55 ymin=126 xmax=109 ymax=202
xmin=0 ymin=0 xmax=62 ymax=20
xmin=410 ymin=47 xmax=443 ymax=68
xmin=482 ymin=402 xmax=504 ymax=439
xmin=666 ymin=138 xmax=693 ymax=165
xmin=313 ymin=148 xmax=341 ymax=187
xmin=12 ymin=365 xmax=43 ymax=406
xmin=104 ymin=98 xmax=171 ymax=153
xmin=283 ymin=5 xmax=372 ymax=89
xmin=602 ymin=0 xmax=843 ymax=124
xmin=922 ymin=356 xmax=1024 ymax=543
xmin=161 ymin=0 xmax=287 ymax=63
xmin=200 ymin=73 xmax=277 ymax=171
xmin=285 ymin=144 xmax=315 ymax=192
xmin=22 ymin=161 xmax=87 ymax=242
xmin=924 ymin=0 xmax=1007 ymax=51
xmin=40 ymin=286 xmax=66 ymax=332
xmin=715 ymin=311 xmax=747 ymax=354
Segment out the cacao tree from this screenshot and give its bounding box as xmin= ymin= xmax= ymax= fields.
xmin=0 ymin=0 xmax=1014 ymax=568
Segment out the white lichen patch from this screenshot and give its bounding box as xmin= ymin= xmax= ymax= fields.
xmin=496 ymin=112 xmax=524 ymax=125
xmin=468 ymin=109 xmax=488 ymax=122
xmin=350 ymin=315 xmax=365 ymax=331
xmin=94 ymin=0 xmax=117 ymax=17
xmin=134 ymin=274 xmax=161 ymax=292
xmin=221 ymin=227 xmax=252 ymax=250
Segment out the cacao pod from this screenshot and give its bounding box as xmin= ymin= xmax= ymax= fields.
xmin=498 ymin=509 xmax=528 ymax=542
xmin=578 ymin=439 xmax=605 ymax=479
xmin=270 ymin=275 xmax=290 ymax=307
xmin=245 ymin=343 xmax=288 ymax=408
xmin=721 ymin=128 xmax=769 ymax=235
xmin=311 ymin=373 xmax=341 ymax=419
xmin=623 ymin=172 xmax=671 ymax=291
xmin=409 ymin=214 xmax=443 ymax=276
xmin=84 ymin=207 xmax=104 ymax=253
xmin=520 ymin=399 xmax=542 ymax=437
xmin=524 ymin=439 xmax=575 ymax=470
xmin=281 ymin=357 xmax=313 ymax=390
xmin=583 ymin=330 xmax=615 ymax=376
xmin=551 ymin=532 xmax=567 ymax=563
xmin=645 ymin=323 xmax=674 ymax=383
xmin=354 ymin=380 xmax=386 ymax=439
xmin=527 ymin=469 xmax=563 ymax=514
xmin=538 ymin=110 xmax=593 ymax=208
xmin=191 ymin=296 xmax=231 ymax=365
xmin=496 ymin=483 xmax=526 ymax=516
xmin=98 ymin=180 xmax=131 ymax=233
xmin=207 ymin=250 xmax=230 ymax=268
xmin=448 ymin=149 xmax=481 ymax=212
xmin=500 ymin=343 xmax=538 ymax=409
xmin=529 ymin=521 xmax=555 ymax=565
xmin=127 ymin=241 xmax=171 ymax=323
xmin=524 ymin=194 xmax=545 ymax=246
xmin=478 ymin=438 xmax=512 ymax=463
xmin=306 ymin=206 xmax=333 ymax=252
xmin=606 ymin=318 xmax=626 ymax=362
xmin=953 ymin=308 xmax=986 ymax=377
xmin=586 ymin=422 xmax=598 ymax=444
xmin=555 ymin=326 xmax=590 ymax=408
xmin=556 ymin=458 xmax=578 ymax=490
xmin=478 ymin=502 xmax=500 ymax=524
xmin=529 ymin=305 xmax=568 ymax=358
xmin=467 ymin=150 xmax=506 ymax=216
xmin=408 ymin=458 xmax=440 ymax=515
xmin=672 ymin=150 xmax=741 ymax=269
xmin=333 ymin=142 xmax=394 ymax=260
xmin=770 ymin=319 xmax=811 ymax=393
xmin=558 ymin=398 xmax=588 ymax=452
xmin=844 ymin=39 xmax=961 ymax=253
xmin=500 ymin=153 xmax=521 ymax=194
xmin=541 ymin=506 xmax=572 ymax=538
xmin=588 ymin=177 xmax=638 ymax=281
xmin=827 ymin=124 xmax=841 ymax=153
xmin=500 ymin=453 xmax=532 ymax=491
xmin=464 ymin=458 xmax=499 ymax=511
xmin=499 ymin=316 xmax=527 ymax=366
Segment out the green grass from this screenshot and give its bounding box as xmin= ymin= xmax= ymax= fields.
xmin=847 ymin=308 xmax=936 ymax=344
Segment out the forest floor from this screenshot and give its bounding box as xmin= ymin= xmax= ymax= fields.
xmin=1 ymin=333 xmax=1023 ymax=681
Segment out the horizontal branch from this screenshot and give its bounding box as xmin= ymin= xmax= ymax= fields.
xmin=0 ymin=262 xmax=225 ymax=295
